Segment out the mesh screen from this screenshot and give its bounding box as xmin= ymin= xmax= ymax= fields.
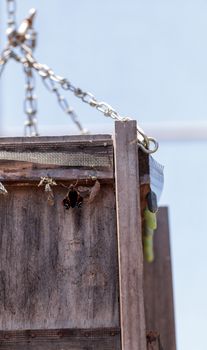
xmin=0 ymin=150 xmax=112 ymax=167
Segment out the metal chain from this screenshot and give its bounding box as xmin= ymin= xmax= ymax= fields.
xmin=21 ymin=45 xmax=158 ymax=153
xmin=42 ymin=76 xmax=87 ymax=134
xmin=0 ymin=48 xmax=11 ymax=78
xmin=6 ymin=0 xmax=16 ymax=29
xmin=0 ymin=1 xmax=159 ymax=153
xmin=2 ymin=0 xmax=87 ymax=137
xmin=23 ymin=65 xmax=39 ymax=136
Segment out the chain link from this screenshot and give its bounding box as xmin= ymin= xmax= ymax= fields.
xmin=0 ymin=48 xmax=11 ymax=78
xmin=42 ymin=76 xmax=87 ymax=134
xmin=23 ymin=65 xmax=39 ymax=136
xmin=20 ymin=7 xmax=38 ymax=137
xmin=21 ymin=46 xmax=158 ymax=153
xmin=6 ymin=0 xmax=16 ymax=29
xmin=0 ymin=1 xmax=159 ymax=153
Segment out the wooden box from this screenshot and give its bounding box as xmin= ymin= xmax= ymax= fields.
xmin=0 ymin=121 xmax=175 ymax=350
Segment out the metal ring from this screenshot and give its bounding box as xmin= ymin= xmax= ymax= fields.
xmin=138 ymin=137 xmax=159 ymax=154
xmin=147 ymin=137 xmax=159 ymax=153
xmin=81 ymin=92 xmax=96 ymax=104
xmin=137 ymin=126 xmax=150 ymax=148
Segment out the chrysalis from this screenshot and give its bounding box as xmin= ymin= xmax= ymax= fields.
xmin=88 ymin=180 xmax=101 ymax=203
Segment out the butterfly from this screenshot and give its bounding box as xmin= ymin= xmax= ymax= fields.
xmin=62 ymin=184 xmax=83 ymax=210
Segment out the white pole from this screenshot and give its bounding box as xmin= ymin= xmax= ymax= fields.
xmin=142 ymin=121 xmax=207 ymax=141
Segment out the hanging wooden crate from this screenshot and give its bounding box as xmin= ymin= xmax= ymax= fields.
xmin=0 ymin=121 xmax=175 ymax=350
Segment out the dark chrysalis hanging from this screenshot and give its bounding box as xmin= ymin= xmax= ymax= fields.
xmin=62 ymin=185 xmax=83 ymax=210
xmin=146 ymin=190 xmax=158 ymax=213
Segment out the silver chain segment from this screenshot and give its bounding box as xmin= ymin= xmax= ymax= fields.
xmin=0 ymin=0 xmax=159 ymax=154
xmin=22 ymin=46 xmax=158 ymax=153
xmin=23 ymin=65 xmax=38 ymax=136
xmin=21 ymin=9 xmax=38 ymax=136
xmin=6 ymin=0 xmax=16 ymax=29
xmin=0 ymin=48 xmax=12 ymax=78
xmin=42 ymin=76 xmax=88 ymax=134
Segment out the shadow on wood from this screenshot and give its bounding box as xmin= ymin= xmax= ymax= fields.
xmin=144 ymin=207 xmax=176 ymax=350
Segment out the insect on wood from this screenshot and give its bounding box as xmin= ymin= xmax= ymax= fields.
xmin=62 ymin=179 xmax=101 ymax=209
xmin=62 ymin=184 xmax=83 ymax=209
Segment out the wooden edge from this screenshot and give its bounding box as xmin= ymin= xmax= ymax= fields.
xmin=144 ymin=207 xmax=176 ymax=350
xmin=114 ymin=120 xmax=146 ymax=350
xmin=0 ymin=135 xmax=114 ymax=182
xmin=0 ymin=168 xmax=114 ymax=184
xmin=0 ymin=328 xmax=121 ymax=350
xmin=0 ymin=327 xmax=121 ymax=342
xmin=0 ymin=134 xmax=113 ymax=144
xmin=0 ymin=134 xmax=151 ymax=185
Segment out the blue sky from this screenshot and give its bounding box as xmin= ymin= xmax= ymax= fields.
xmin=1 ymin=1 xmax=207 ymax=349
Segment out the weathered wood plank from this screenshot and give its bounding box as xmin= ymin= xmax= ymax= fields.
xmin=0 ymin=184 xmax=119 ymax=330
xmin=0 ymin=328 xmax=121 ymax=350
xmin=0 ymin=162 xmax=113 ymax=183
xmin=144 ymin=207 xmax=176 ymax=350
xmin=0 ymin=134 xmax=113 ymax=144
xmin=0 ymin=135 xmax=114 ymax=182
xmin=0 ymin=134 xmax=151 ymax=184
xmin=114 ymin=120 xmax=146 ymax=350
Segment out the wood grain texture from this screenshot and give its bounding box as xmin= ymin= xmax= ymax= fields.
xmin=0 ymin=135 xmax=113 ymax=144
xmin=0 ymin=328 xmax=121 ymax=350
xmin=0 ymin=135 xmax=150 ymax=184
xmin=144 ymin=207 xmax=176 ymax=350
xmin=0 ymin=161 xmax=113 ymax=183
xmin=0 ymin=135 xmax=113 ymax=183
xmin=114 ymin=120 xmax=147 ymax=350
xmin=0 ymin=184 xmax=119 ymax=331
